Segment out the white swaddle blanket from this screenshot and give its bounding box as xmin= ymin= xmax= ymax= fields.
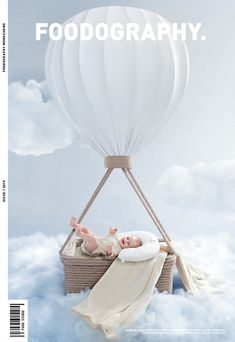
xmin=63 ymin=239 xmax=218 ymax=294
xmin=64 ymin=237 xmax=218 ymax=337
xmin=63 ymin=239 xmax=218 ymax=296
xmin=71 ymin=252 xmax=167 ymax=339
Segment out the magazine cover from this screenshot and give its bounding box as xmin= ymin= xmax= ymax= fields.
xmin=1 ymin=0 xmax=235 ymax=341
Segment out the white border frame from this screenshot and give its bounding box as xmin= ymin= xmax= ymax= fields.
xmin=0 ymin=0 xmax=8 ymax=339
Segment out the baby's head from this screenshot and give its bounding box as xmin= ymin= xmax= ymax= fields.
xmin=119 ymin=235 xmax=142 ymax=249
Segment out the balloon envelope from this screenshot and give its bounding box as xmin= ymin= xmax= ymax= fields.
xmin=45 ymin=6 xmax=189 ymax=156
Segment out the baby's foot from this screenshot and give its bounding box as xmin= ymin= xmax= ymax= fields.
xmin=69 ymin=216 xmax=78 ymax=228
xmin=74 ymin=225 xmax=82 ymax=237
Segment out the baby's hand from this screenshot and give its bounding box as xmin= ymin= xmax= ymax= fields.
xmin=106 ymin=243 xmax=113 ymax=256
xmin=109 ymin=227 xmax=118 ymax=235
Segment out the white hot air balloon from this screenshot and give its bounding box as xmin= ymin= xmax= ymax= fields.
xmin=46 ymin=15 xmax=212 ymax=299
xmin=45 ymin=6 xmax=189 ymax=157
xmin=49 ymin=6 xmax=189 ymax=258
xmin=45 ymin=9 xmax=211 ymax=300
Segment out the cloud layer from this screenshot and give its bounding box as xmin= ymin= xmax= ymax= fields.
xmin=157 ymin=160 xmax=235 ymax=214
xmin=9 ymin=232 xmax=235 ymax=341
xmin=9 ymin=80 xmax=75 ymax=156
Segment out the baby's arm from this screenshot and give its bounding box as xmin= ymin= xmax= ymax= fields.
xmin=105 ymin=243 xmax=116 ymax=260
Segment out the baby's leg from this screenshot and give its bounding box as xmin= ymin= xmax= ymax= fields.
xmin=77 ymin=224 xmax=93 ymax=235
xmin=75 ymin=227 xmax=98 ymax=253
xmin=70 ymin=218 xmax=93 ymax=235
xmin=82 ymin=234 xmax=98 ymax=253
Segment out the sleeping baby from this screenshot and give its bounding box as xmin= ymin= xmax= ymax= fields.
xmin=70 ymin=217 xmax=142 ymax=260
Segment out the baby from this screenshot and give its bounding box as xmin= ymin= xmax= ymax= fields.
xmin=70 ymin=217 xmax=142 ymax=260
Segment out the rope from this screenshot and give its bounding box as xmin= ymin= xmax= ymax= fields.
xmin=126 ymin=169 xmax=172 ymax=242
xmin=122 ymin=168 xmax=175 ymax=254
xmin=59 ymin=168 xmax=113 ymax=254
xmin=60 ymin=166 xmax=175 ymax=255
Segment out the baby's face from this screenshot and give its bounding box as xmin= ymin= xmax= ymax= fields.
xmin=119 ymin=235 xmax=142 ymax=249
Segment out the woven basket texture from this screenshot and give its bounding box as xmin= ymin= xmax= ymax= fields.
xmin=61 ymin=240 xmax=176 ymax=294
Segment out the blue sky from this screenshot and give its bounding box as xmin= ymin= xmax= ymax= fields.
xmin=8 ymin=1 xmax=235 ymax=341
xmin=9 ymin=0 xmax=235 ymax=238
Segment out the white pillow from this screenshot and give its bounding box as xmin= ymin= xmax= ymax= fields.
xmin=117 ymin=230 xmax=160 ymax=262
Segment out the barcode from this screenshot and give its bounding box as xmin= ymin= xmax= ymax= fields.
xmin=9 ymin=300 xmax=28 ymax=341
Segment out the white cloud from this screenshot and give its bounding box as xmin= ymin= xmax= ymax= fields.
xmin=157 ymin=160 xmax=235 ymax=214
xmin=9 ymin=232 xmax=235 ymax=341
xmin=9 ymin=80 xmax=76 ymax=156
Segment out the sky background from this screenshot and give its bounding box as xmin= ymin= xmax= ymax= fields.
xmin=8 ymin=1 xmax=235 ymax=341
xmin=8 ymin=0 xmax=235 ymax=240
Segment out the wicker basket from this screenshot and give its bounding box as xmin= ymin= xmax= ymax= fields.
xmin=60 ymin=240 xmax=176 ymax=294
